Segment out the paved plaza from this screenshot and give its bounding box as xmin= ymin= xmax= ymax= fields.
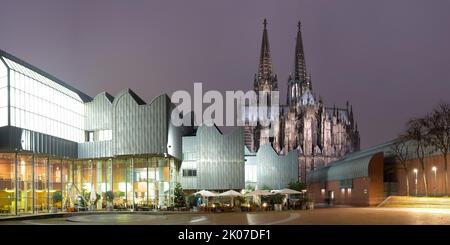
xmin=1 ymin=207 xmax=450 ymax=225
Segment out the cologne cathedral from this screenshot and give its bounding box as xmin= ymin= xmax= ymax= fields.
xmin=244 ymin=19 xmax=360 ymax=182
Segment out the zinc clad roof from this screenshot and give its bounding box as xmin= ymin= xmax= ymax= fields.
xmin=307 ymin=140 xmax=395 ymax=183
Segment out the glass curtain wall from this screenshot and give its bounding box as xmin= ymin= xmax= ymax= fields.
xmin=0 ymin=58 xmax=7 ymax=127
xmin=92 ymin=159 xmax=112 ymax=209
xmin=112 ymin=159 xmax=131 ymax=209
xmin=34 ymin=156 xmax=48 ymax=213
xmin=0 ymin=154 xmax=16 ymax=215
xmin=3 ymin=57 xmax=85 ymax=143
xmin=17 ymin=154 xmax=33 ymax=214
xmin=133 ymin=158 xmax=148 ymax=209
xmin=49 ymin=158 xmax=62 ymax=210
xmin=0 ymin=154 xmax=178 ymax=215
xmin=61 ymin=159 xmax=72 ymax=210
xmin=156 ymin=157 xmax=170 ymax=208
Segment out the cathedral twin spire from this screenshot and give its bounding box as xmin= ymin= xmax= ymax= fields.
xmin=255 ymin=19 xmax=277 ymax=92
xmin=258 ymin=19 xmax=272 ymax=79
xmin=294 ymin=21 xmax=311 ymax=91
xmin=256 ymin=19 xmax=311 ymax=96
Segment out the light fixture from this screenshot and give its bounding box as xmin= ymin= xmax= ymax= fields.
xmin=432 ymin=166 xmax=437 ymax=172
xmin=413 ymin=168 xmax=418 ymax=173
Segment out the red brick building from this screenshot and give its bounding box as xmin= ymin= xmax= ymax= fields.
xmin=307 ymin=139 xmax=450 ymax=206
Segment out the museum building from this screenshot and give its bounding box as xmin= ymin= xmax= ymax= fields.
xmin=0 ymin=49 xmax=299 ymax=215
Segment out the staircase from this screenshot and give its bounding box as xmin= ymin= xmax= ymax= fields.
xmin=378 ymin=196 xmax=450 ymax=208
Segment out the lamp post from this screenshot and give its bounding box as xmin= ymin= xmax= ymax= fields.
xmin=413 ymin=168 xmax=418 ymax=196
xmin=432 ymin=166 xmax=437 ymax=197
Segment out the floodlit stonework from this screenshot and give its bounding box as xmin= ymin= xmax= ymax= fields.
xmin=244 ymin=20 xmax=360 ymax=182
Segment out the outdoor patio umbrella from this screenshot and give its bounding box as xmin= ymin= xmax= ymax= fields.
xmin=275 ymin=188 xmax=302 ymax=195
xmin=218 ymin=190 xmax=243 ymax=197
xmin=246 ymin=189 xmax=274 ymax=196
xmin=193 ymin=190 xmax=217 ymax=197
xmin=193 ymin=190 xmax=217 ymax=207
xmin=218 ymin=190 xmax=243 ymax=207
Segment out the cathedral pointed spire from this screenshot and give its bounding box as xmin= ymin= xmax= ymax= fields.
xmin=294 ymin=20 xmax=309 ymax=86
xmin=258 ymin=18 xmax=273 ymax=79
xmin=294 ymin=21 xmax=312 ymax=89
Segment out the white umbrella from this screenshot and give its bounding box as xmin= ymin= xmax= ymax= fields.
xmin=193 ymin=190 xmax=217 ymax=197
xmin=245 ymin=189 xmax=274 ymax=196
xmin=275 ymin=188 xmax=302 ymax=195
xmin=218 ymin=190 xmax=243 ymax=207
xmin=218 ymin=190 xmax=243 ymax=197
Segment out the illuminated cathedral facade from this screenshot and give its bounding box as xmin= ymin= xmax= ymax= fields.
xmin=244 ymin=19 xmax=360 ymax=182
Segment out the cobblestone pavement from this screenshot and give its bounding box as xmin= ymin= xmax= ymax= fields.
xmin=2 ymin=207 xmax=450 ymax=225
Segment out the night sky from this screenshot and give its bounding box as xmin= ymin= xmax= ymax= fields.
xmin=1 ymin=0 xmax=449 ymax=149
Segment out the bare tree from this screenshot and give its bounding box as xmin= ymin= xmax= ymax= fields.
xmin=427 ymin=103 xmax=450 ymax=196
xmin=406 ymin=118 xmax=430 ymax=196
xmin=391 ymin=136 xmax=410 ymax=196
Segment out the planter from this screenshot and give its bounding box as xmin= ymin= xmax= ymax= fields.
xmin=274 ymin=204 xmax=283 ymax=211
xmin=307 ymin=202 xmax=314 ymax=210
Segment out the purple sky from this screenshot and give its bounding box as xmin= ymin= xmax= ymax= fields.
xmin=1 ymin=0 xmax=449 ymax=148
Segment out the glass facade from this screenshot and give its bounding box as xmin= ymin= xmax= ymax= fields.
xmin=0 ymin=51 xmax=182 ymax=216
xmin=0 ymin=59 xmax=7 ymax=127
xmin=0 ymin=154 xmax=15 ymax=214
xmin=0 ymin=153 xmax=178 ymax=215
xmin=2 ymin=57 xmax=85 ymax=142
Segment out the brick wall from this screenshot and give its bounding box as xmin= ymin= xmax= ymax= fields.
xmin=307 ymin=152 xmax=384 ymax=206
xmin=395 ymin=153 xmax=450 ymax=196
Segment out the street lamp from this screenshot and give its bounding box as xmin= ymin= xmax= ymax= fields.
xmin=432 ymin=166 xmax=437 ymax=197
xmin=413 ymin=168 xmax=418 ymax=196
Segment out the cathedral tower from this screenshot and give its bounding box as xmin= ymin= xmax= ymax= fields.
xmin=244 ymin=19 xmax=281 ymax=153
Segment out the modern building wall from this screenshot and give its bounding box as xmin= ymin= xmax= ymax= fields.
xmin=0 ymin=153 xmax=177 ymax=215
xmin=0 ymin=51 xmax=90 ymax=144
xmin=308 ymin=151 xmax=384 ymax=206
xmin=245 ymin=144 xmax=299 ymax=190
xmin=79 ymin=89 xmax=184 ymax=160
xmin=394 ymin=153 xmax=450 ymax=197
xmin=0 ymin=58 xmax=7 ymax=127
xmin=180 ymin=125 xmax=245 ymax=190
xmin=0 ymin=126 xmax=78 ymax=158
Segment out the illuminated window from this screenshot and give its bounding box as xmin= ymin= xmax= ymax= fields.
xmin=3 ymin=57 xmax=85 ymax=142
xmin=0 ymin=59 xmax=7 ymax=127
xmin=87 ymin=131 xmax=94 ymax=142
